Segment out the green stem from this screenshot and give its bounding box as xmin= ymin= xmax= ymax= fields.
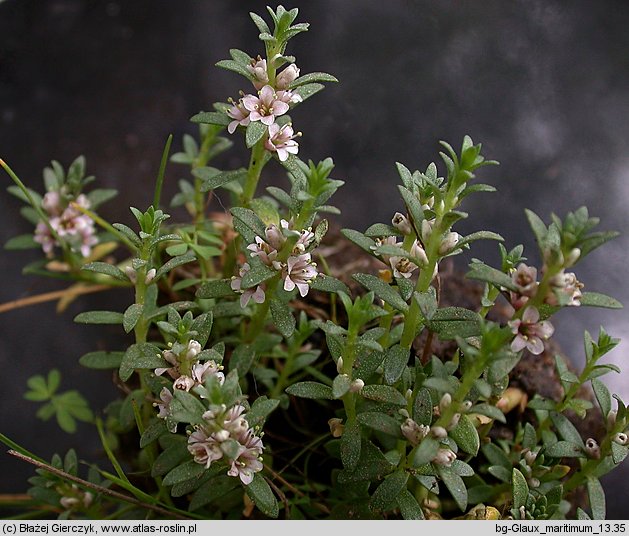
xmin=242 ymin=141 xmax=268 ymax=206
xmin=340 ymin=325 xmax=359 ymax=422
xmin=244 ymin=274 xmax=278 ymax=344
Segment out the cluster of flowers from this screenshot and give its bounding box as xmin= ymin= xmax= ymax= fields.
xmin=154 ymin=339 xmax=225 ymax=431
xmin=187 ymin=403 xmax=264 ymax=485
xmin=399 ymin=397 xmax=460 ymax=467
xmin=227 ymin=58 xmax=302 ymax=161
xmin=507 ymin=256 xmax=583 ymax=355
xmin=231 ymin=219 xmax=318 ymax=307
xmin=374 ymin=211 xmax=460 ymax=281
xmin=34 ymin=191 xmax=98 ymax=258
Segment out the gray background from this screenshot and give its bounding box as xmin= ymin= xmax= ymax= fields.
xmin=1 ymin=0 xmax=628 ymax=519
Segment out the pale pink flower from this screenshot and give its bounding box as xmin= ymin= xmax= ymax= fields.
xmin=283 ymin=253 xmax=318 ymax=297
xmin=231 ymin=263 xmax=267 ymax=308
xmin=401 ymin=418 xmax=430 ymax=446
xmin=546 ymin=270 xmax=583 ymax=307
xmin=246 ymin=223 xmax=285 ymax=265
xmin=432 ymin=448 xmax=457 ymax=467
xmin=275 ymin=89 xmax=302 ymax=105
xmin=173 ymin=375 xmax=195 ymax=392
xmin=508 ymin=306 xmax=555 ymax=355
xmin=275 ymin=64 xmax=300 ymax=90
xmin=392 ymin=212 xmax=412 ymax=235
xmin=187 ymin=428 xmax=223 ymax=469
xmin=227 ymin=100 xmax=251 ymax=134
xmin=242 ymin=85 xmax=290 ymax=126
xmin=192 ymin=360 xmax=225 ymax=385
xmin=154 ymin=349 xmax=179 ymax=379
xmin=34 ymin=221 xmax=55 ymax=257
xmin=154 ymin=388 xmax=173 ymax=420
xmin=227 ymin=429 xmax=264 ymax=485
xmin=264 ymin=123 xmax=299 ymax=161
xmin=42 ymin=191 xmax=62 ymax=216
xmin=246 ymin=57 xmax=269 ymax=90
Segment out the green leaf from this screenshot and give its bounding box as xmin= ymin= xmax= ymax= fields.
xmin=229 ymin=344 xmax=255 ymax=378
xmin=286 ymin=381 xmax=333 ymax=400
xmin=370 ymin=470 xmax=409 ymax=511
xmin=340 ymin=229 xmax=377 ymax=255
xmin=364 ymin=223 xmax=400 ymax=237
xmin=587 ymin=476 xmax=606 ymax=520
xmin=456 ymin=230 xmax=503 ymax=251
xmin=270 ymin=298 xmax=296 ymax=338
xmin=332 ymin=374 xmax=350 ymax=399
xmin=79 ymin=351 xmax=124 ymax=369
xmin=361 ymin=385 xmax=407 ymax=405
xmin=436 ymin=465 xmax=468 ymax=512
xmin=289 ymin=72 xmax=338 ymax=88
xmin=411 ymin=437 xmax=439 ymax=467
xmin=169 ymin=390 xmax=206 ymax=425
xmin=241 ymin=263 xmax=276 ymax=289
xmin=611 ymin=442 xmax=628 ymax=465
xmin=309 ymin=274 xmax=349 ymax=294
xmin=86 ymin=188 xmax=117 ymax=209
xmin=82 ymin=262 xmax=128 ymax=281
xmin=397 ymin=489 xmax=425 ymax=520
xmin=74 ymin=311 xmax=124 ymax=325
xmin=383 ymin=344 xmax=409 ymax=385
xmin=119 ymin=343 xmax=165 ymax=382
xmin=398 ymin=185 xmax=424 ymax=234
xmin=471 ymin=403 xmax=506 ymax=424
xmin=591 ymin=378 xmax=612 ymax=419
xmin=189 ymin=111 xmax=230 ymax=126
xmin=580 ymin=292 xmax=623 ymax=309
xmin=154 ymin=253 xmax=196 ymax=280
xmin=196 ymin=278 xmax=235 ymax=299
xmin=189 ymin=474 xmax=238 ymax=512
xmin=525 ymin=209 xmax=548 ymax=251
xmin=247 ymin=397 xmax=280 ymax=429
xmin=544 ymin=441 xmax=585 ymax=458
xmin=449 ymin=414 xmax=480 ymax=456
xmin=512 ymin=468 xmax=529 ymax=510
xmin=231 ymin=207 xmax=267 ymax=241
xmin=139 ymin=419 xmax=167 ymax=448
xmin=246 ymin=121 xmax=268 ymax=148
xmin=357 ymin=412 xmax=402 ymax=438
xmin=4 ymin=234 xmax=39 ymax=250
xmin=245 ymin=473 xmax=279 ymax=519
xmin=413 ymin=388 xmax=433 ymax=426
xmin=152 ymin=441 xmax=189 ymax=477
xmin=482 ymin=443 xmax=511 ymax=468
xmin=466 ymin=262 xmax=518 ymax=292
xmin=427 ymin=307 xmax=482 ymax=340
xmin=293 ymin=82 xmax=324 ymax=102
xmin=162 ymin=460 xmax=205 ymax=486
xmin=216 ymin=59 xmax=253 ymax=79
xmin=123 ymin=303 xmax=144 ymax=334
xmin=196 ymin=168 xmax=246 ymax=192
xmin=353 ymin=273 xmax=409 ymax=312
xmin=550 ymin=412 xmax=584 ymax=448
xmin=341 ymin=419 xmax=361 ymax=472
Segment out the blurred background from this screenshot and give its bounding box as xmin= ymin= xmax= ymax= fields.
xmin=1 ymin=0 xmax=628 ymax=519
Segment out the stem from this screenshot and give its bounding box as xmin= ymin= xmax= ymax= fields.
xmin=340 ymin=325 xmax=359 ymax=422
xmin=7 ymin=450 xmax=192 ymax=520
xmin=191 ymin=127 xmax=217 ymax=226
xmin=242 ymin=141 xmax=267 ymax=206
xmin=244 ymin=274 xmax=279 ymax=344
xmin=0 ymin=284 xmax=113 ymax=314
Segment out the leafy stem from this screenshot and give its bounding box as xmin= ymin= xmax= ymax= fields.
xmin=242 ymin=140 xmax=268 ymax=206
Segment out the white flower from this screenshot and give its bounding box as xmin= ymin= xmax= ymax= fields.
xmin=231 ymin=263 xmax=267 ymax=308
xmin=226 ymin=100 xmax=251 ymax=134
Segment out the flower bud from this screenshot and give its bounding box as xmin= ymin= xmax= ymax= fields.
xmin=186 ymin=340 xmax=202 ymax=359
xmin=565 ymin=248 xmax=581 ymax=268
xmin=607 ymin=410 xmax=617 ymax=428
xmin=144 ymin=268 xmax=156 ymax=284
xmin=392 ymin=212 xmax=412 ymax=235
xmin=214 ymin=429 xmax=230 ymax=442
xmin=125 ymin=265 xmax=137 ymax=284
xmin=247 ymin=57 xmax=268 ymax=89
xmin=528 ymin=477 xmax=540 ymax=488
xmin=585 ymin=438 xmax=601 ymax=459
xmin=401 ymin=418 xmax=429 ymax=446
xmin=460 ymin=400 xmax=473 ymax=412
xmin=438 ymin=232 xmax=460 ymax=255
xmin=410 ymin=240 xmax=429 ymax=267
xmin=276 ymin=63 xmax=300 ymax=90
xmin=524 ymin=449 xmax=537 ymax=466
xmin=439 ymin=393 xmax=452 ymax=413
xmin=432 ymin=448 xmax=456 ymax=467
xmin=421 ymin=219 xmax=433 ymax=243
xmin=336 ymin=357 xmax=344 ymax=374
xmin=405 ymin=389 xmax=413 ymax=400
xmin=613 ymin=432 xmax=628 ymax=446
xmin=349 ymin=379 xmax=364 ymax=393
xmin=430 ymin=425 xmax=447 ymax=439
xmin=447 ymin=413 xmax=461 ymax=430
